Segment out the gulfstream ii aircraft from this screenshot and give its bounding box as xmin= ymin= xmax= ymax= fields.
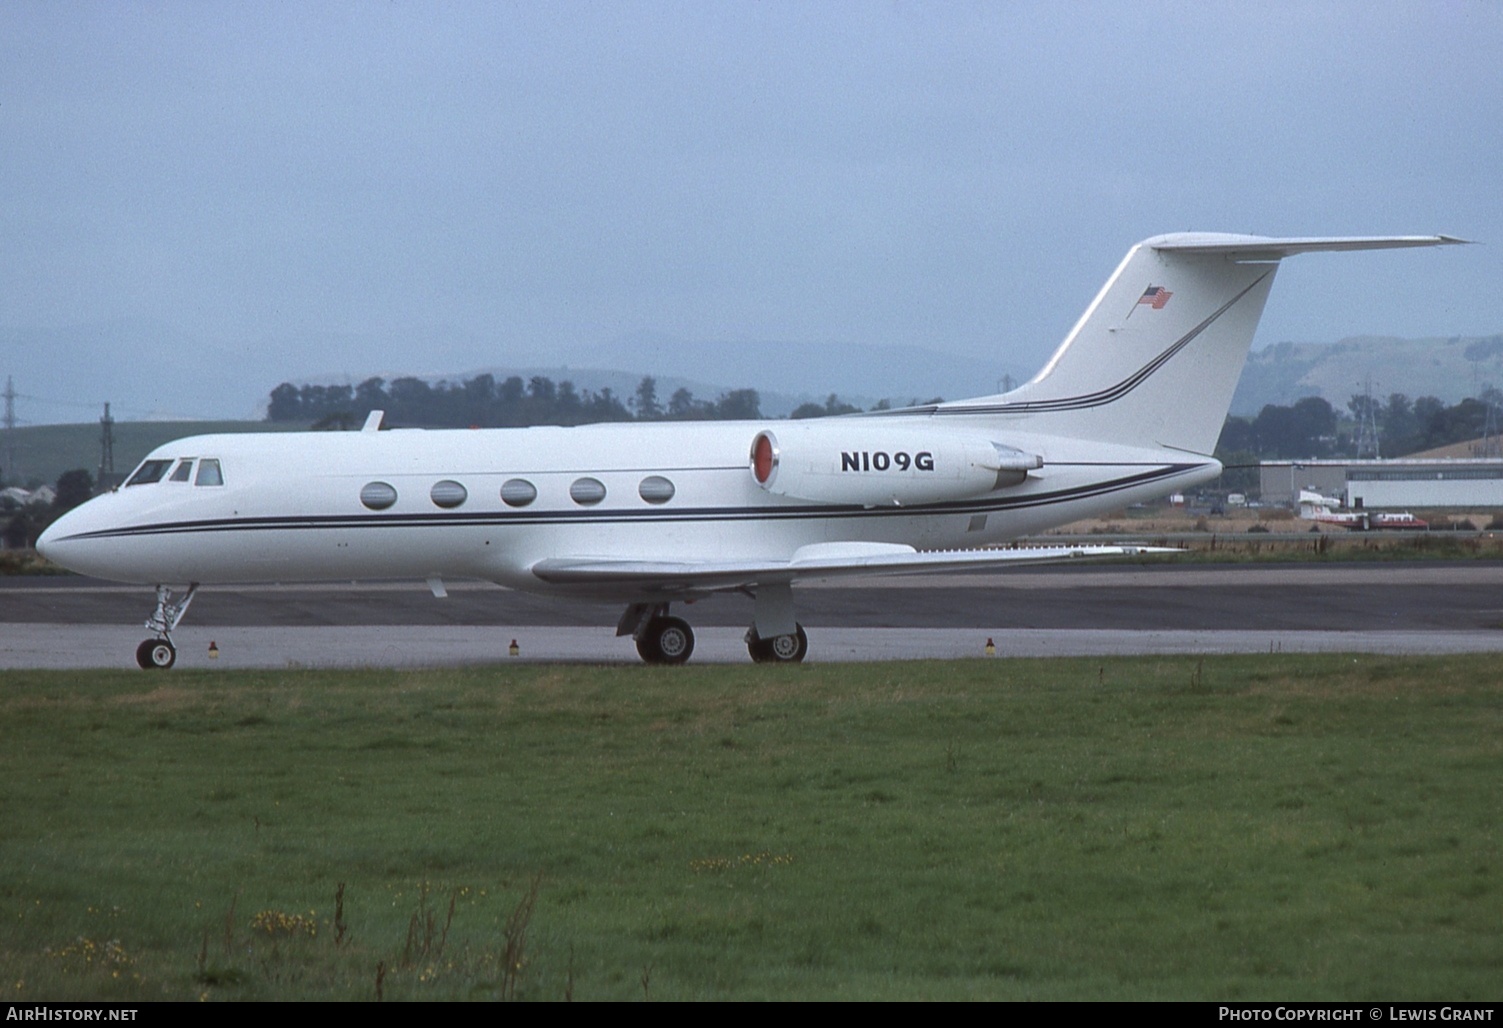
xmin=37 ymin=232 xmax=1463 ymax=668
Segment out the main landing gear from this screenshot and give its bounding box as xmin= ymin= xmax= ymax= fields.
xmin=136 ymin=583 xmax=198 ymax=670
xmin=618 ymin=601 xmax=809 ymax=665
xmin=743 ymin=580 xmax=806 ymax=664
xmin=634 ymin=613 xmax=695 ymax=665
xmin=620 ymin=603 xmax=697 ymax=664
xmin=746 ymin=624 xmax=808 ymax=664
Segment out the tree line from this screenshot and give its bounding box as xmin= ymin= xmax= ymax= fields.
xmin=265 ymin=374 xmax=937 ymax=428
xmin=1212 ymin=391 xmax=1503 ymax=493
xmin=266 ymin=375 xmax=766 ymax=428
xmin=1216 ymin=391 xmax=1503 ymax=462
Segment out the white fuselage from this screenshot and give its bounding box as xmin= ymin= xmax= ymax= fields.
xmin=39 ymin=414 xmax=1217 ymax=599
xmin=33 ymin=232 xmax=1461 ymax=666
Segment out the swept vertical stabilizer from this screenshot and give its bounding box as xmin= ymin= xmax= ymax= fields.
xmin=949 ymin=233 xmax=1466 ymax=456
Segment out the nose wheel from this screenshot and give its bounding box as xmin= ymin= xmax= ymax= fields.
xmin=136 ymin=638 xmax=177 ymax=670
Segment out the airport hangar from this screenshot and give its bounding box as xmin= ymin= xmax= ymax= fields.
xmin=1260 ymin=458 xmax=1503 ymax=509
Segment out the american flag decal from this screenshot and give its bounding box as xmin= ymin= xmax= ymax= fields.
xmin=1136 ymin=285 xmax=1172 ymax=310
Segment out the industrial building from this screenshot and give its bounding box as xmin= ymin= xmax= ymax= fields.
xmin=1260 ymin=459 xmax=1503 ymax=509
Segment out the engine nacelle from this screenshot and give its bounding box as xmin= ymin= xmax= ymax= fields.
xmin=749 ymin=423 xmax=1041 ymax=506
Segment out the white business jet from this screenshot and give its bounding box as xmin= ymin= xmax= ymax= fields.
xmin=37 ymin=232 xmax=1462 ymax=668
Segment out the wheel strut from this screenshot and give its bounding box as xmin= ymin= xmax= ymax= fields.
xmin=136 ymin=583 xmax=199 ymax=670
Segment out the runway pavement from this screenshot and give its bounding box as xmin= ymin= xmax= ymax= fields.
xmin=4 ymin=562 xmax=1503 ymax=668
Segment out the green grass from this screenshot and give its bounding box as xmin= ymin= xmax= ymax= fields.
xmin=2 ymin=656 xmax=1500 ymax=1000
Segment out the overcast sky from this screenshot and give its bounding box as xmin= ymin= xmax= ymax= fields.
xmin=3 ymin=1 xmax=1500 ymax=422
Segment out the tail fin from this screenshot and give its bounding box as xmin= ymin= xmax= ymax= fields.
xmin=957 ymin=233 xmax=1465 ymax=455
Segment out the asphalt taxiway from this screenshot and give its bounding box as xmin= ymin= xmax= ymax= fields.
xmin=4 ymin=562 xmax=1503 ymax=668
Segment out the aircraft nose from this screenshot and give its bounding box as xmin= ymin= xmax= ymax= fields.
xmin=36 ymin=513 xmax=73 ymax=565
xmin=36 ymin=503 xmax=107 ymax=575
xmin=33 ymin=496 xmax=161 ymax=584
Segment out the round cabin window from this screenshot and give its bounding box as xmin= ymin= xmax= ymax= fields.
xmin=430 ymin=480 xmax=468 ymax=509
xmin=638 ymin=475 xmax=675 ymax=504
xmin=501 ymin=478 xmax=537 ymax=507
xmin=569 ymin=477 xmax=606 ymax=506
xmin=360 ymin=481 xmax=398 ymax=510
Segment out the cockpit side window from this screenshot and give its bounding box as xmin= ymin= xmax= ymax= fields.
xmin=169 ymin=459 xmax=194 ymax=483
xmin=195 ymin=459 xmax=224 ymax=487
xmin=125 ymin=459 xmax=173 ymax=486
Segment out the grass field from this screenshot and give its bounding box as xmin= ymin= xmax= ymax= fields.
xmin=2 ymin=656 xmax=1499 ymax=1001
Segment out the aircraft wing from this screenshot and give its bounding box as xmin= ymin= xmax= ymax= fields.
xmin=530 ymin=541 xmax=1176 ymax=593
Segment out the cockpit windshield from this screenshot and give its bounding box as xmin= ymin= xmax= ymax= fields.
xmin=124 ymin=457 xmax=225 ymax=487
xmin=125 ymin=459 xmax=173 ymax=486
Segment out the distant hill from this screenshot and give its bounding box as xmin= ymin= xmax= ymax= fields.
xmin=2 ymin=421 xmax=308 ymax=491
xmin=4 ymin=320 xmax=1025 ymax=427
xmin=1231 ymin=334 xmax=1503 ymax=415
xmin=1400 ymin=435 xmax=1503 ymax=460
xmin=569 ymin=331 xmax=1027 ymax=410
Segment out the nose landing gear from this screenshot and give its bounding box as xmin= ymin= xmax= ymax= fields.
xmin=136 ymin=583 xmax=198 ymax=670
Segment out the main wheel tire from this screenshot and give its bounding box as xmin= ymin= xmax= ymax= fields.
xmin=747 ymin=623 xmax=808 ymax=664
xmin=748 ymin=634 xmax=774 ymax=663
xmin=640 ymin=616 xmax=694 ymax=665
xmin=770 ymin=624 xmax=808 ymax=663
xmin=137 ymin=638 xmax=176 ymax=670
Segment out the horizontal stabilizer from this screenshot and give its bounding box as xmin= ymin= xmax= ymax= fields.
xmin=531 ymin=543 xmax=1178 ymax=594
xmin=1147 ymin=233 xmax=1468 ymax=259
